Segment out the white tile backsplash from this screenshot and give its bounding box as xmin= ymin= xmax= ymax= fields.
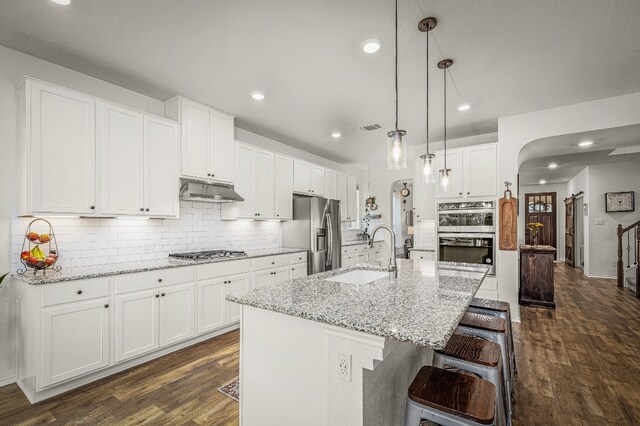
xmin=11 ymin=201 xmax=280 ymax=271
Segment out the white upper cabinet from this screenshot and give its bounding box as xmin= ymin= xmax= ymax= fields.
xmin=325 ymin=169 xmax=337 ymax=200
xmin=413 ymin=158 xmax=435 ymax=221
xmin=337 ymin=172 xmax=358 ymax=222
xmin=210 ymin=109 xmax=236 ymax=184
xmin=310 ymin=165 xmax=326 ymax=196
xmin=164 ymin=96 xmax=235 ymax=184
xmin=463 ymin=144 xmax=497 ymax=198
xmin=275 ymin=154 xmax=294 ymax=220
xmin=19 ymin=79 xmax=97 ymax=215
xmin=144 ymin=116 xmax=180 ymax=217
xmin=17 ymin=78 xmax=180 ymax=218
xmin=293 ymin=160 xmax=325 ymax=196
xmin=98 ymin=102 xmax=145 ymax=216
xmin=234 ymin=143 xmax=256 ymax=218
xmin=435 ymin=143 xmax=497 ymax=200
xmin=293 ymin=160 xmax=311 ymax=193
xmin=254 ymin=149 xmax=275 ymax=218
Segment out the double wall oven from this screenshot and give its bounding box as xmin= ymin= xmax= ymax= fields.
xmin=437 ymin=201 xmax=495 ymax=275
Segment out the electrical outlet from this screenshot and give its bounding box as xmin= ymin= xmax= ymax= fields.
xmin=336 ymin=352 xmax=351 ymax=382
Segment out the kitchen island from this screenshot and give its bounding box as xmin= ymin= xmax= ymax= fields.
xmin=227 ymin=258 xmax=490 ymax=426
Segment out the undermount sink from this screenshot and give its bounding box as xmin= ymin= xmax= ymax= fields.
xmin=325 ymin=270 xmax=390 ymax=285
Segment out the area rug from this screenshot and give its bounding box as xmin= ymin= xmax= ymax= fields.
xmin=217 ymin=378 xmax=240 ymax=402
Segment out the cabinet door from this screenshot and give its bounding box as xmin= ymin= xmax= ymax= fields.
xmin=310 ymin=165 xmax=325 ymax=196
xmin=349 ymin=254 xmax=360 ymax=266
xmin=197 ymin=278 xmax=226 ymax=334
xmin=235 ymin=143 xmax=255 ymax=218
xmin=464 ymin=144 xmax=497 ymax=198
xmin=210 ymin=110 xmax=235 ymax=183
xmin=436 ymin=148 xmax=463 ymax=199
xmin=180 ymin=99 xmax=210 ymax=180
xmin=98 ymin=102 xmax=144 ymax=216
xmin=30 ymin=82 xmax=96 ymax=214
xmin=225 ymin=273 xmax=250 ymax=324
xmin=252 ymin=270 xmax=271 ymax=289
xmin=254 ymin=149 xmax=275 ymax=218
xmin=413 ymin=158 xmax=435 ymax=221
xmin=341 ymin=255 xmax=350 ymax=267
xmin=359 ymin=253 xmax=369 ymax=264
xmin=41 ymin=299 xmax=110 ymax=388
xmin=293 ymin=160 xmax=311 ymax=193
xmin=144 ymin=116 xmax=179 ymax=217
xmin=272 ymin=267 xmax=290 ymax=286
xmin=115 ymin=290 xmax=158 ymax=362
xmin=290 ymin=263 xmax=308 ymax=279
xmin=337 ymin=173 xmax=348 ymax=221
xmin=347 ymin=175 xmax=358 ymax=222
xmin=325 ymin=169 xmax=338 ymax=200
xmin=159 ymin=283 xmax=195 ymax=347
xmin=275 ymin=155 xmax=293 ymax=220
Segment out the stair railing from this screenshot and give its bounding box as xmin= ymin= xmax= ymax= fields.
xmin=617 ymin=221 xmax=640 ymax=297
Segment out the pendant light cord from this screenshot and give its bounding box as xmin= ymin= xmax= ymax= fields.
xmin=425 ymin=27 xmax=430 ymax=156
xmin=443 ymin=65 xmax=447 ymax=169
xmin=394 ymin=0 xmax=399 ymax=131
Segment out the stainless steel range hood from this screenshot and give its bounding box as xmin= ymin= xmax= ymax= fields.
xmin=179 ymin=179 xmax=244 ymax=203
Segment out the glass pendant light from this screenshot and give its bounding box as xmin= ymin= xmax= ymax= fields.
xmin=419 ymin=17 xmax=437 ymax=183
xmin=387 ymin=0 xmax=407 ymax=170
xmin=438 ymin=58 xmax=453 ymax=191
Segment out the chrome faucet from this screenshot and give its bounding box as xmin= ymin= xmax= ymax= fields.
xmin=369 ymin=224 xmax=398 ymax=278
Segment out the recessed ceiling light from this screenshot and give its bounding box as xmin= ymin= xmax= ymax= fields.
xmin=50 ymin=0 xmax=71 ymax=5
xmin=251 ymin=92 xmax=265 ymax=100
xmin=331 ymin=132 xmax=341 ymax=139
xmin=457 ymin=104 xmax=471 ymax=111
xmin=579 ymin=140 xmax=593 ymax=147
xmin=548 ymin=163 xmax=558 ymax=169
xmin=539 ymin=179 xmax=547 ymax=184
xmin=361 ymin=39 xmax=381 ymax=54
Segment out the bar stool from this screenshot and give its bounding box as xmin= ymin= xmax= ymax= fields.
xmin=456 ymin=312 xmax=512 ymax=419
xmin=467 ymin=298 xmax=517 ymax=376
xmin=405 ymin=366 xmax=496 ymax=426
xmin=433 ymin=334 xmax=509 ymax=426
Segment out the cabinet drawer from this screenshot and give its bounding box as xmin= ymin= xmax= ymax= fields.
xmin=253 ymin=254 xmax=289 ymax=271
xmin=198 ymin=259 xmax=251 ymax=280
xmin=410 ymin=250 xmax=435 ymax=261
xmin=345 ymin=244 xmax=366 ymax=255
xmin=289 ymin=252 xmax=307 ymax=265
xmin=115 ymin=267 xmax=195 ymax=294
xmin=42 ymin=278 xmax=110 ymax=307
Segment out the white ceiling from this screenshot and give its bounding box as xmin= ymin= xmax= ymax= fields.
xmin=1 ymin=0 xmax=639 ymax=165
xmin=518 ymin=124 xmax=640 ymax=185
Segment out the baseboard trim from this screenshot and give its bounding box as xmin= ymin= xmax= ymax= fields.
xmin=0 ymin=375 xmax=17 ymax=388
xmin=584 ymin=274 xmax=616 ymax=280
xmin=18 ymin=323 xmax=239 ymax=404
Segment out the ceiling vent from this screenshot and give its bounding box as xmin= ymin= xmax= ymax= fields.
xmin=357 ymin=123 xmax=383 ymax=132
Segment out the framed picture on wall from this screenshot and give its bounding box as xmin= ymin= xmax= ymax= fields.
xmin=605 ymin=191 xmax=635 ymax=213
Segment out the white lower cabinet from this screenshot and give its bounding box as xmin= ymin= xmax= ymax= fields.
xmin=224 ymin=273 xmax=251 ymax=324
xmin=197 ymin=278 xmax=226 ymax=334
xmin=115 ymin=289 xmax=159 ymax=362
xmin=41 ymin=299 xmax=110 ymax=388
xmin=290 ymin=263 xmax=308 ymax=279
xmin=158 ymin=283 xmax=195 ymax=347
xmin=20 ymin=253 xmax=308 ymax=401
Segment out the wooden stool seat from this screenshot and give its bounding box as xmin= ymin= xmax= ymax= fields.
xmin=459 ymin=312 xmax=506 ymax=333
xmin=470 ymin=298 xmax=510 ymax=313
xmin=408 ymin=366 xmax=496 ymax=425
xmin=436 ymin=334 xmax=501 ymax=368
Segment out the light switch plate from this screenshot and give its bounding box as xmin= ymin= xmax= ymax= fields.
xmin=596 ymin=219 xmax=604 ymax=225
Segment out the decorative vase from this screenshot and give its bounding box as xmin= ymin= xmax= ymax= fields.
xmin=531 ymin=234 xmax=539 ymax=246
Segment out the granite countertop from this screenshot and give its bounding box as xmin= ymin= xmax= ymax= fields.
xmin=227 ymin=259 xmax=489 ymax=349
xmin=342 ymin=240 xmax=383 ymax=247
xmin=15 ymin=247 xmax=307 ymax=285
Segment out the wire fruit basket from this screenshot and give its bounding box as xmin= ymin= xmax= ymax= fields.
xmin=17 ymin=219 xmax=61 ymax=276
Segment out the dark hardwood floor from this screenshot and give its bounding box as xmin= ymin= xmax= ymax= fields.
xmin=2 ymin=263 xmax=639 ymax=425
xmin=0 ymin=330 xmax=240 ymax=425
xmin=512 ymin=263 xmax=640 ymax=425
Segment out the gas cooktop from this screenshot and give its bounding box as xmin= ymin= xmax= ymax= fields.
xmin=169 ymin=250 xmax=247 ymax=261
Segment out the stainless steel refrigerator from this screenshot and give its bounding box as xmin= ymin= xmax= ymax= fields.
xmin=281 ymin=197 xmax=342 ymax=275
